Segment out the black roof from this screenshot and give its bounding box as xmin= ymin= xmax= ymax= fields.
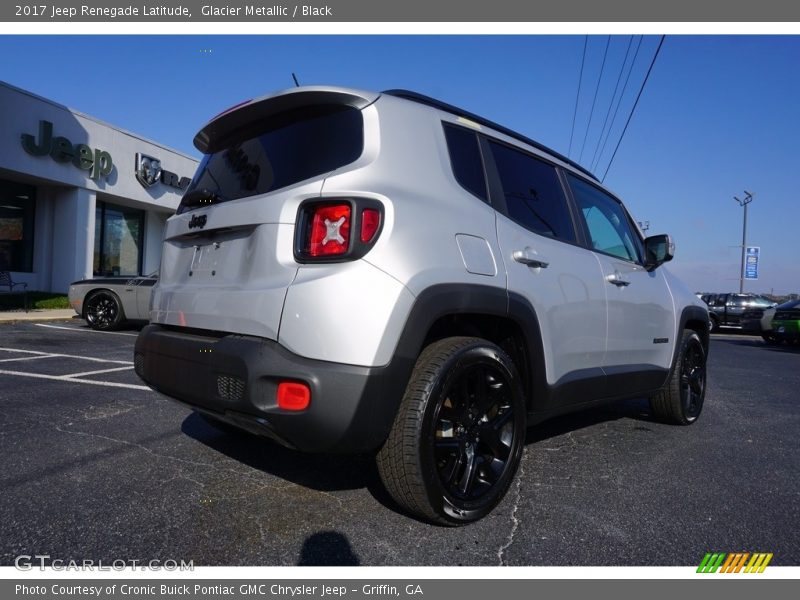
xmin=382 ymin=89 xmax=599 ymax=182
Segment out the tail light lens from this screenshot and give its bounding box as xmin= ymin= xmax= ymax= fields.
xmin=296 ymin=199 xmax=383 ymax=262
xmin=360 ymin=208 xmax=381 ymax=243
xmin=308 ymin=203 xmax=351 ymax=257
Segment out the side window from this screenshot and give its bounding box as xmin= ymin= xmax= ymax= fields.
xmin=443 ymin=125 xmax=488 ymax=202
xmin=754 ymin=297 xmax=774 ymax=308
xmin=488 ymin=141 xmax=576 ymax=242
xmin=567 ymin=174 xmax=641 ymax=262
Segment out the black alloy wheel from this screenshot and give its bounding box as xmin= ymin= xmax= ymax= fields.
xmin=650 ymin=329 xmax=707 ymax=425
xmin=377 ymin=337 xmax=526 ymax=525
xmin=84 ymin=291 xmax=124 ymax=331
xmin=432 ymin=361 xmax=518 ymax=503
xmin=679 ymin=334 xmax=706 ymax=422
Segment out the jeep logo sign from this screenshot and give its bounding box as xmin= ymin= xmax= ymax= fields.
xmin=134 ymin=152 xmax=191 ymax=191
xmin=21 ymin=120 xmax=113 ymax=180
xmin=188 ymin=214 xmax=207 ymax=229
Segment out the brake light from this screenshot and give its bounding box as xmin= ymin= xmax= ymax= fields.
xmin=308 ymin=203 xmax=351 ymax=257
xmin=277 ymin=382 xmax=311 ymax=411
xmin=296 ymin=199 xmax=383 ymax=262
xmin=361 ymin=208 xmax=381 ymax=243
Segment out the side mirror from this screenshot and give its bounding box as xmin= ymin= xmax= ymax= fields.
xmin=644 ymin=234 xmax=674 ymax=271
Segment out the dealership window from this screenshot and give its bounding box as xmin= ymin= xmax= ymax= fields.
xmin=0 ymin=179 xmax=36 ymax=273
xmin=93 ymin=201 xmax=144 ymax=276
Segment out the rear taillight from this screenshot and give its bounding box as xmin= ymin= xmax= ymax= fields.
xmin=360 ymin=208 xmax=381 ymax=243
xmin=308 ymin=203 xmax=351 ymax=257
xmin=296 ymin=199 xmax=383 ymax=262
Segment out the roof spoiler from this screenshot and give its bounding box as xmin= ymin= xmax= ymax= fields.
xmin=193 ymin=87 xmax=379 ymax=154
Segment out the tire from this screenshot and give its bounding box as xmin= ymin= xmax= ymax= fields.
xmin=761 ymin=332 xmax=780 ymax=345
xmin=650 ymin=329 xmax=707 ymax=425
xmin=84 ymin=290 xmax=125 ymax=331
xmin=709 ymin=315 xmax=719 ymax=333
xmin=376 ymin=337 xmax=527 ymax=525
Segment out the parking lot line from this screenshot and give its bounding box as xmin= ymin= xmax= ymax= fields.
xmin=0 ymin=347 xmax=61 ymax=356
xmin=34 ymin=323 xmax=139 ymax=337
xmin=0 ymin=347 xmax=133 ymax=365
xmin=0 ymin=355 xmax=55 ymax=363
xmin=0 ymin=369 xmax=151 ymax=391
xmin=63 ymin=366 xmax=135 ymax=378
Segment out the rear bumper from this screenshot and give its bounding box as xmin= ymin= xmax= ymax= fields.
xmin=133 ymin=324 xmax=409 ymax=453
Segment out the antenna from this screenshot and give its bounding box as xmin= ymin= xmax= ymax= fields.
xmin=292 ymin=73 xmax=300 ymax=87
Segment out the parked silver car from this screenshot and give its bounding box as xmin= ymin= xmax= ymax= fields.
xmin=135 ymin=86 xmax=708 ymax=524
xmin=68 ymin=271 xmax=157 ymax=330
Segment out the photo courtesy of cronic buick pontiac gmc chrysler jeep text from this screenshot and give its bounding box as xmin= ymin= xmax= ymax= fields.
xmin=134 ymin=86 xmax=710 ymax=525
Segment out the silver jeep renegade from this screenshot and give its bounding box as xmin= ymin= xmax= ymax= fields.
xmin=135 ymin=86 xmax=709 ymax=525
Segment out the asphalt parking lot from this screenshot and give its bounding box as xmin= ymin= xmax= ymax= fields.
xmin=0 ymin=320 xmax=798 ymax=566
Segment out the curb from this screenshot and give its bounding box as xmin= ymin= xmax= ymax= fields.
xmin=0 ymin=311 xmax=79 ymax=324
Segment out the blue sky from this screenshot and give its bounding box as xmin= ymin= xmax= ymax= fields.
xmin=1 ymin=35 xmax=797 ymax=294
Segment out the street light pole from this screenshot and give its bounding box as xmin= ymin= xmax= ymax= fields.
xmin=734 ymin=191 xmax=754 ymax=293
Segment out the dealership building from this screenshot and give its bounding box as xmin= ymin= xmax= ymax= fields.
xmin=0 ymin=81 xmax=199 ymax=292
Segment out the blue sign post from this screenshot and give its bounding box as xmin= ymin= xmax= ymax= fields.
xmin=745 ymin=246 xmax=760 ymax=280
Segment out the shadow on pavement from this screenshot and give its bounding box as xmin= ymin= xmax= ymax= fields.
xmin=181 ymin=412 xmax=377 ymax=492
xmin=297 ymin=531 xmax=361 ymax=565
xmin=182 ymin=396 xmax=661 ymax=525
xmin=526 ymin=397 xmax=655 ymax=445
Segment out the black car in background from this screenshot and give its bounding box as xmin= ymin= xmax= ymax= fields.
xmin=699 ymin=293 xmax=777 ymax=332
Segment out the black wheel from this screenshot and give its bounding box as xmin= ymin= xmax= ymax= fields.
xmin=709 ymin=315 xmax=719 ymax=333
xmin=761 ymin=332 xmax=780 ymax=345
xmin=84 ymin=290 xmax=124 ymax=331
xmin=377 ymin=337 xmax=526 ymax=525
xmin=650 ymin=329 xmax=707 ymax=425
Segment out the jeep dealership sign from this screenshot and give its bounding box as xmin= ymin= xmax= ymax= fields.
xmin=21 ymin=120 xmax=113 ymax=180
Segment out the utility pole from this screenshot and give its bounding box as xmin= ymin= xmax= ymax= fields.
xmin=734 ymin=191 xmax=754 ymax=293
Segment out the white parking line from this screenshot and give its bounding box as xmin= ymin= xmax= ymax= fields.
xmin=34 ymin=323 xmax=138 ymax=337
xmin=0 ymin=369 xmax=152 ymax=391
xmin=0 ymin=355 xmax=55 ymax=363
xmin=63 ymin=366 xmax=135 ymax=379
xmin=0 ymin=347 xmax=133 ymax=365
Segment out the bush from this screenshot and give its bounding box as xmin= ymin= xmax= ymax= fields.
xmin=0 ymin=292 xmax=70 ymax=311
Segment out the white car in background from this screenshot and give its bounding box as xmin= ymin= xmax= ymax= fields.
xmin=68 ymin=271 xmax=157 ymax=330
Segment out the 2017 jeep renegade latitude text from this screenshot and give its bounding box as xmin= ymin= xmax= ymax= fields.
xmin=135 ymin=86 xmax=709 ymax=525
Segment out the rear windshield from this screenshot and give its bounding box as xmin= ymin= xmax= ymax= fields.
xmin=178 ymin=105 xmax=363 ymax=214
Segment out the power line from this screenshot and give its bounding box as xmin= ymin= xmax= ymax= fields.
xmin=578 ymin=35 xmax=611 ymax=163
xmin=588 ymin=36 xmax=633 ymax=172
xmin=592 ymin=35 xmax=644 ymax=172
xmin=567 ymin=36 xmax=588 ymax=158
xmin=601 ymin=35 xmax=666 ymax=183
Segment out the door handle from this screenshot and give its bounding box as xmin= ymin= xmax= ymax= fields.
xmin=513 ymin=248 xmax=549 ymax=269
xmin=606 ymin=272 xmax=631 ymax=287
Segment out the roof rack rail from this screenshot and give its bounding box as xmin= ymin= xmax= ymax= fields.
xmin=382 ymin=89 xmax=599 ymax=182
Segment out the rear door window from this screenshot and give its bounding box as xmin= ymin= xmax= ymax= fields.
xmin=179 ymin=105 xmax=363 ymax=213
xmin=488 ymin=141 xmax=576 ymax=242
